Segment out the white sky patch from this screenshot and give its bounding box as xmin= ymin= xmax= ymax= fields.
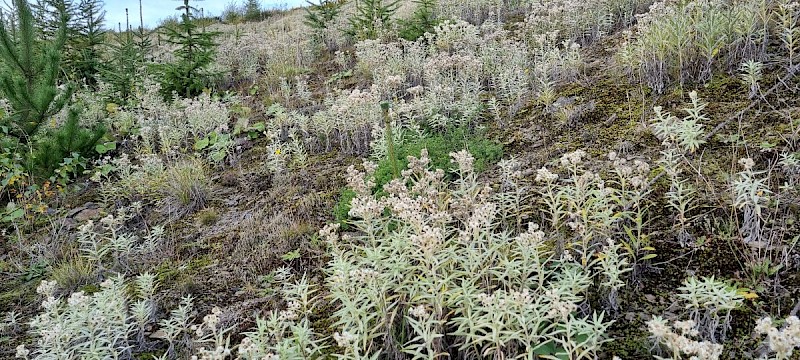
xmin=103 ymin=0 xmax=306 ymax=29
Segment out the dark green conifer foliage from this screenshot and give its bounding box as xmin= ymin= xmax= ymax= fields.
xmin=398 ymin=0 xmax=438 ymax=41
xmin=32 ymin=0 xmax=77 ymax=40
xmin=156 ymin=0 xmax=220 ymax=99
xmin=101 ymin=7 xmax=148 ymax=106
xmin=133 ymin=0 xmax=153 ymax=62
xmin=244 ymin=0 xmax=261 ymax=22
xmin=304 ymin=0 xmax=344 ymax=48
xmin=0 ymin=0 xmax=73 ymax=144
xmin=102 ymin=19 xmax=140 ymax=105
xmin=71 ymin=0 xmax=106 ymax=87
xmin=347 ymin=0 xmax=399 ymax=40
xmin=31 ymin=107 xmax=105 ymax=176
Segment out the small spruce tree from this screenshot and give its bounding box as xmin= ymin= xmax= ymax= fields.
xmin=304 ymin=0 xmax=344 ymax=48
xmin=32 ymin=0 xmax=77 ymax=40
xmin=347 ymin=0 xmax=399 ymax=40
xmin=133 ymin=0 xmax=153 ymax=62
xmin=155 ymin=0 xmax=220 ymax=99
xmin=0 ymin=0 xmax=104 ymax=178
xmin=31 ymin=107 xmax=105 ymax=177
xmin=244 ymin=0 xmax=261 ymax=22
xmin=398 ymin=0 xmax=437 ymax=41
xmin=71 ymin=0 xmax=107 ymax=87
xmin=101 ymin=16 xmax=141 ymax=105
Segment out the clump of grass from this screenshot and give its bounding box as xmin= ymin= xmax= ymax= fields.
xmin=162 ymin=158 xmax=211 ymax=215
xmin=50 ymin=257 xmax=95 ymax=296
xmin=196 ymin=208 xmax=219 ymax=226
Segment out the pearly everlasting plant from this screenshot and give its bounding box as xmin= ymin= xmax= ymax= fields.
xmin=754 ymin=316 xmax=800 ymax=360
xmin=324 ymin=149 xmax=618 ymax=360
xmin=676 ymin=276 xmax=743 ymax=343
xmin=647 ymin=316 xmax=724 ymax=360
xmin=534 ymin=149 xmax=649 ymax=268
xmin=619 ymin=0 xmax=795 ymax=92
xmin=235 ymin=273 xmax=326 ymax=360
xmin=19 ymin=274 xmax=159 ymax=359
xmin=650 ymin=91 xmax=708 ymax=154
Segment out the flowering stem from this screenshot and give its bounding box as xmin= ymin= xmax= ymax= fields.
xmin=381 ymin=101 xmax=399 ymax=179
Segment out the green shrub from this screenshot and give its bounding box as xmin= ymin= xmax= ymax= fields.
xmin=0 ymin=0 xmax=72 ymax=144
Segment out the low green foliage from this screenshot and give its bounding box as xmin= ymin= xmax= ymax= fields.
xmin=335 ymin=127 xmax=503 ymax=224
xmin=373 ymin=127 xmax=503 ymax=189
xmin=30 ymin=108 xmax=105 ymax=179
xmin=398 ymin=0 xmax=439 ymax=41
xmin=333 ymin=187 xmax=357 ymax=226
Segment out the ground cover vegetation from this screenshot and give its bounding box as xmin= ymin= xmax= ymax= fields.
xmin=0 ymin=0 xmax=800 ymax=358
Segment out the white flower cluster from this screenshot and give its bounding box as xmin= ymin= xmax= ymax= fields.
xmin=192 ymin=346 xmax=232 ymax=360
xmin=648 ymin=316 xmax=724 ymax=360
xmin=450 ymin=149 xmax=474 ymax=174
xmin=535 ymin=167 xmax=559 ymax=182
xmin=738 ymin=157 xmax=756 ymax=171
xmin=544 ymin=289 xmax=579 ymax=321
xmin=410 ymin=226 xmax=445 ymax=255
xmin=333 ymin=330 xmax=358 ymax=348
xmin=477 ymin=289 xmax=533 ymax=308
xmin=237 ymin=337 xmax=278 ymax=360
xmin=517 ymin=223 xmax=546 ymax=248
xmin=409 ymin=305 xmax=430 ymax=319
xmin=560 ymin=149 xmax=587 ymax=167
xmin=754 ymin=316 xmax=800 ymax=359
xmin=610 ymin=152 xmax=651 ymax=190
xmin=279 ymin=301 xmax=301 ymax=322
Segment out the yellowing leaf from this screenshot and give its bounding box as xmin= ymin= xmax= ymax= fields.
xmin=737 ymin=290 xmax=759 ymax=300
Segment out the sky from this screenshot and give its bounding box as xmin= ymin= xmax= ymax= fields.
xmin=103 ymin=0 xmax=306 ymax=30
